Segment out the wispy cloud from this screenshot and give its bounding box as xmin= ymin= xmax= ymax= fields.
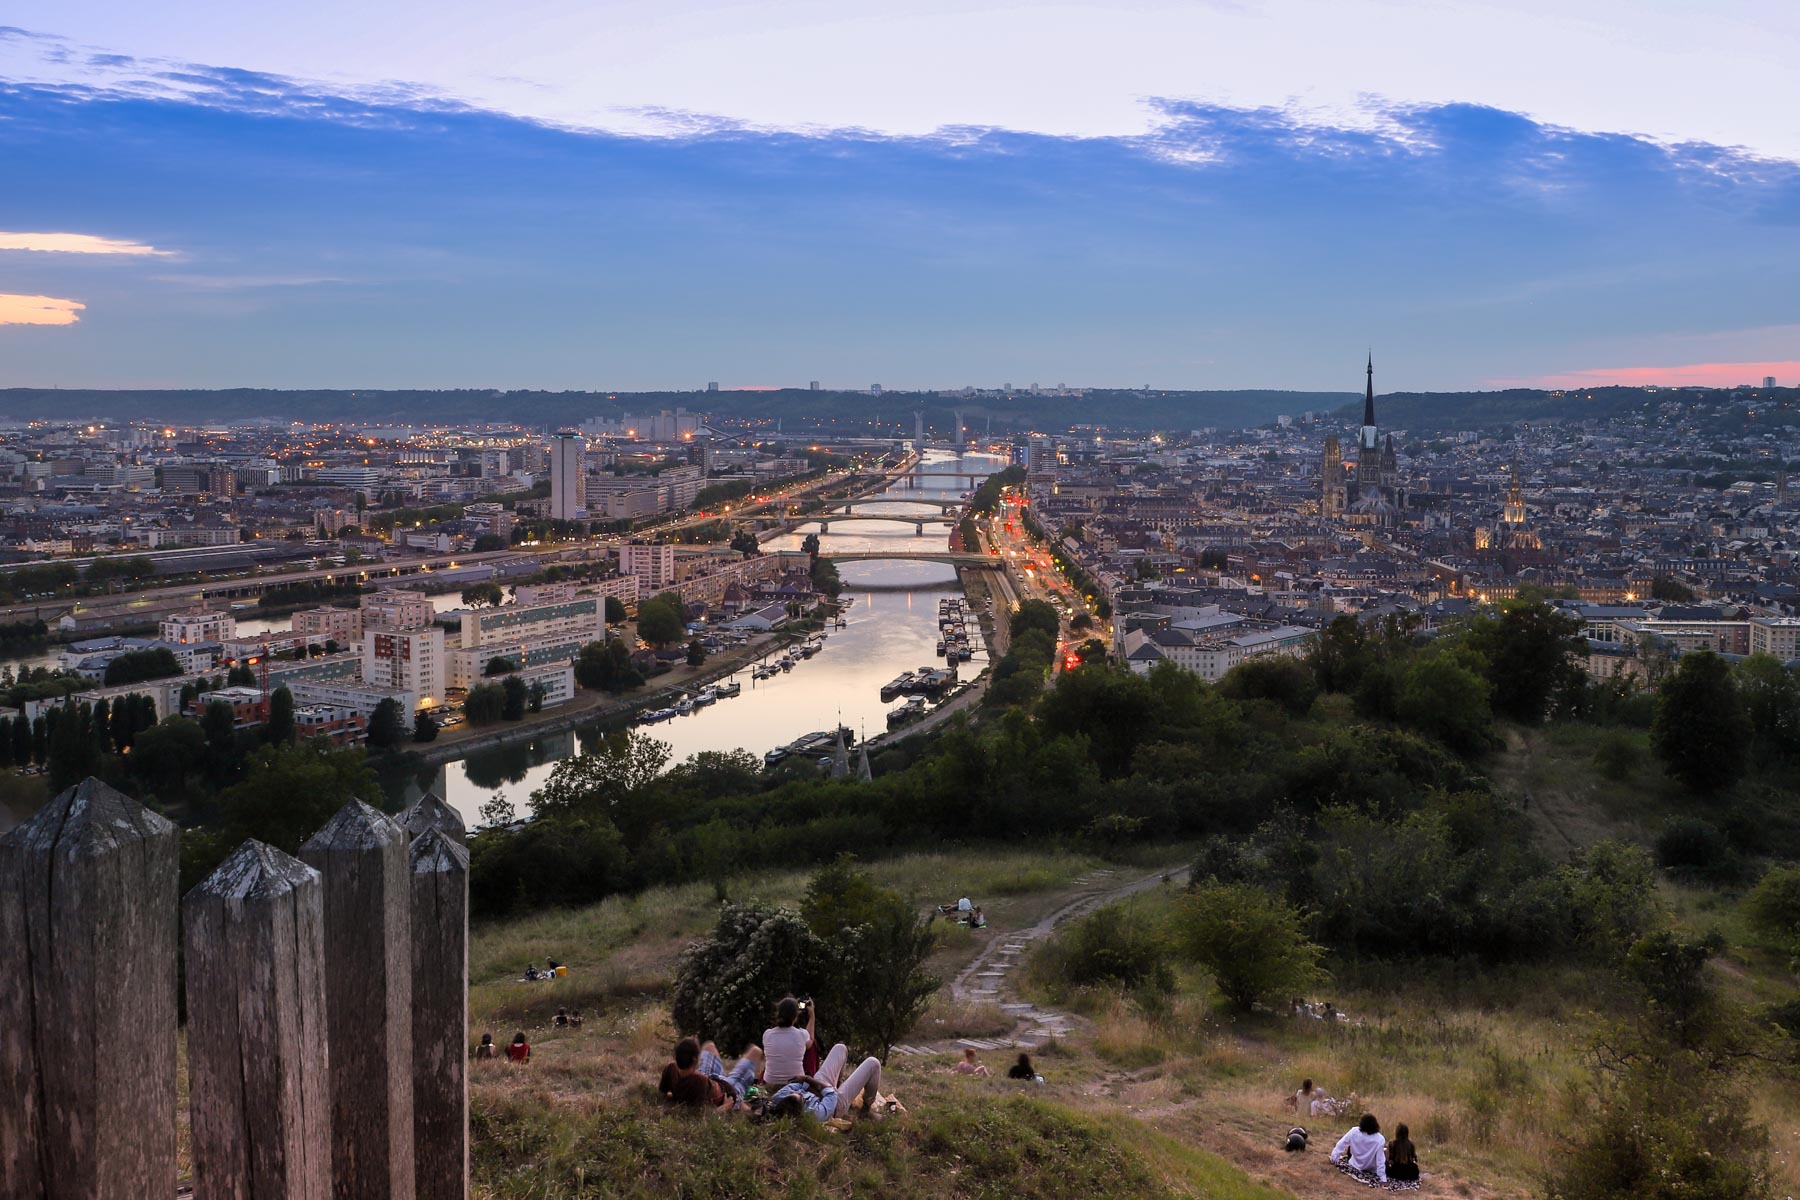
xmin=0 ymin=294 xmax=85 ymax=326
xmin=0 ymin=231 xmax=173 ymax=256
xmin=149 ymin=273 xmax=351 ymax=290
xmin=1499 ymin=361 xmax=1800 ymax=389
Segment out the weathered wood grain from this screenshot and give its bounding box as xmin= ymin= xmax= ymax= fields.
xmin=400 ymin=792 xmax=465 ymax=842
xmin=0 ymin=777 xmax=178 ymax=1200
xmin=299 ymin=801 xmax=414 ymax=1200
xmin=409 ymin=827 xmax=470 ymax=1200
xmin=183 ymin=840 xmax=331 ymax=1200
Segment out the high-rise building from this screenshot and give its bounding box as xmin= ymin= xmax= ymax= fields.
xmin=362 ymin=626 xmax=445 ymax=707
xmin=1765 ymin=375 xmax=1779 ymax=389
xmin=913 ymin=411 xmax=925 ymax=447
xmin=549 ymin=431 xmax=587 ymax=520
xmin=1027 ymin=435 xmax=1056 ymax=476
xmin=707 ymin=382 xmax=720 ymax=392
xmin=809 ymin=381 xmax=821 ymax=391
xmin=619 ymin=541 xmax=677 ymax=590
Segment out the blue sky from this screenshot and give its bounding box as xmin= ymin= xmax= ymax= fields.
xmin=2 ymin=5 xmax=1799 ymax=392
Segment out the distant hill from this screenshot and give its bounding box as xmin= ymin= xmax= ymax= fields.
xmin=0 ymin=387 xmax=1353 ymax=433
xmin=1335 ymin=385 xmax=1800 ymax=433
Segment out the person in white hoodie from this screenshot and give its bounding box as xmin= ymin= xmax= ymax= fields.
xmin=1331 ymin=1113 xmax=1387 ymax=1183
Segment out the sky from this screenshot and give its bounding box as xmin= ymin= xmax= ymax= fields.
xmin=1 ymin=2 xmax=1798 ymax=393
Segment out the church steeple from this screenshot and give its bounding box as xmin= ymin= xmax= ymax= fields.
xmin=1363 ymin=352 xmax=1376 ymax=429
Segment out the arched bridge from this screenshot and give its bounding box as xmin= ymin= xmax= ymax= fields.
xmin=810 ymin=514 xmax=956 ymax=534
xmin=829 ymin=498 xmax=965 ymax=515
xmin=822 ymin=551 xmax=998 ymax=569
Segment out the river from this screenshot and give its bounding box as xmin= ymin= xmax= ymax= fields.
xmin=393 ymin=450 xmax=1006 ymax=825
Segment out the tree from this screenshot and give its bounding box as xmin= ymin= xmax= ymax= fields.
xmin=1173 ymin=882 xmax=1326 ymax=1011
xmin=527 ymin=682 xmax=546 ymax=713
xmin=463 ymin=682 xmax=506 ymax=725
xmin=47 ymin=704 xmax=99 ymax=794
xmin=1736 ymin=654 xmax=1800 ymax=766
xmin=1394 ymin=650 xmax=1495 ymax=756
xmin=801 ymin=532 xmax=821 ymax=557
xmin=1461 ymin=598 xmax=1584 ymax=723
xmin=1009 ymin=599 xmax=1061 ymax=642
xmin=103 ymin=648 xmax=182 ymax=686
xmin=801 ymin=860 xmax=941 ymax=1057
xmin=1650 ymin=575 xmax=1697 ymax=603
xmin=366 ymin=698 xmax=405 ymax=749
xmin=202 ymin=699 xmax=237 ymax=755
xmin=1652 ymin=651 xmax=1748 ymax=792
xmin=226 ymin=663 xmax=256 ymax=688
xmin=1219 ymin=656 xmax=1320 ymax=718
xmin=635 ymin=593 xmax=686 ymax=647
xmin=529 ymin=731 xmax=671 ymax=829
xmin=501 ymin=674 xmax=527 ymax=721
xmin=412 ymin=709 xmax=440 ymax=743
xmin=215 ymin=741 xmax=384 ymax=854
xmin=483 ymin=655 xmax=517 ymax=677
xmin=266 ymin=686 xmax=296 ymax=745
xmin=730 ymin=530 xmax=761 ymax=557
xmin=671 ymin=903 xmax=830 ymax=1057
xmin=471 ymin=533 xmax=507 ymax=552
xmin=604 ymin=596 xmax=628 ymax=624
xmin=686 ymin=638 xmax=707 ymax=668
xmin=461 ymin=581 xmax=504 ymax=609
xmin=575 ymin=637 xmax=642 ymax=692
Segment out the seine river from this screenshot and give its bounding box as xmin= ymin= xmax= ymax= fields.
xmin=391 ymin=450 xmax=1005 ymax=825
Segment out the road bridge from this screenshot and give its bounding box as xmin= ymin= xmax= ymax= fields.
xmin=821 ymin=551 xmax=1000 ymax=567
xmin=829 ymin=498 xmax=965 ymax=514
xmin=810 ymin=514 xmax=956 ymax=534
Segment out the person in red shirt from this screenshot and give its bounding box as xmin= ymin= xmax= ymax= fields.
xmin=506 ymin=1031 xmax=531 ymax=1063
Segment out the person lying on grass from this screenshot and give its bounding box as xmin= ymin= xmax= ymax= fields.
xmin=699 ymin=1041 xmax=762 ymax=1104
xmin=659 ymin=1036 xmax=735 ymax=1112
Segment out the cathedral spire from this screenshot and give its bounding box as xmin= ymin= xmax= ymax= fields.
xmin=1363 ymin=352 xmax=1376 ymax=429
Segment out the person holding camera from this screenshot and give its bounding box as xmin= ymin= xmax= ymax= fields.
xmin=763 ymin=995 xmax=816 ymax=1087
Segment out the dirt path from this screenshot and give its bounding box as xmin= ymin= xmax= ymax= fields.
xmin=891 ymin=862 xmax=1188 ymax=1057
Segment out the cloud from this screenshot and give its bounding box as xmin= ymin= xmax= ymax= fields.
xmin=0 ymin=294 xmax=85 ymax=326
xmin=0 ymin=231 xmax=173 ymax=256
xmin=1502 ymin=362 xmax=1800 ymax=389
xmin=149 ymin=273 xmax=351 ymax=289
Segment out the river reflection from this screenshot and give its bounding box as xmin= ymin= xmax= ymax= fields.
xmin=408 ymin=451 xmax=1005 ymax=826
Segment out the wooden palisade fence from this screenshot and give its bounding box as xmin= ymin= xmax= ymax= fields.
xmin=0 ymin=778 xmax=469 ymax=1200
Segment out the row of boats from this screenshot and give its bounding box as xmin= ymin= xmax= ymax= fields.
xmin=935 ymin=598 xmax=976 ymax=663
xmin=764 ymin=725 xmax=857 ymax=768
xmin=749 ymin=632 xmax=828 ymax=680
xmin=633 ymin=679 xmax=744 ymax=724
xmin=880 ymin=665 xmax=958 ymax=702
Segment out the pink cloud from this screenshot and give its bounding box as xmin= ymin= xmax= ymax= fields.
xmin=1494 ymin=360 xmax=1800 ymax=389
xmin=0 ymin=294 xmax=86 ymax=326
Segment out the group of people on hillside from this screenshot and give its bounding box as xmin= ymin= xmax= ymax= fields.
xmin=1289 ymin=1079 xmax=1421 ymax=1190
xmin=658 ymin=995 xmax=896 ymax=1123
xmin=954 ymin=1046 xmax=1040 ymax=1081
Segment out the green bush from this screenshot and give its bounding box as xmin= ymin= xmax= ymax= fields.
xmin=1743 ymin=865 xmax=1800 ymax=952
xmin=1173 ymin=882 xmax=1324 ymax=1011
xmin=1039 ymin=902 xmax=1176 ymax=994
xmin=1654 ymin=816 xmax=1739 ymax=881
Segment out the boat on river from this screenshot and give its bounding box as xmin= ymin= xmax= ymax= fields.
xmin=716 ymin=679 xmax=742 ymax=698
xmin=693 ymin=687 xmax=717 ymax=707
xmin=751 ymin=664 xmax=777 ymax=680
xmin=886 ymin=695 xmax=928 ymax=727
xmin=880 ymin=671 xmax=917 ymax=701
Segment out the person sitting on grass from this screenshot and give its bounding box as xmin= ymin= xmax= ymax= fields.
xmin=1386 ymin=1123 xmax=1421 ymax=1186
xmin=1330 ymin=1113 xmax=1387 ymax=1185
xmin=1008 ymin=1053 xmax=1039 ymax=1081
xmin=762 ymin=996 xmax=815 ymax=1087
xmin=473 ymin=1032 xmax=496 ymax=1060
xmin=954 ymin=1048 xmax=990 ymax=1076
xmin=1291 ymin=1078 xmax=1321 ymax=1115
xmin=505 ymin=1031 xmax=531 ymax=1063
xmin=659 ymin=1036 xmax=733 ymax=1111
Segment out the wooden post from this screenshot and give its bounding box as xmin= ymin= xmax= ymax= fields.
xmin=409 ymin=827 xmax=470 ymax=1200
xmin=299 ymin=801 xmax=414 ymax=1200
xmin=401 ymin=791 xmax=466 ymax=841
xmin=183 ymin=840 xmax=330 ymax=1200
xmin=0 ymin=777 xmax=178 ymax=1199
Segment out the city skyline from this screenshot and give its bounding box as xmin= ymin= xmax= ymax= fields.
xmin=1 ymin=6 xmax=1798 ymax=392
